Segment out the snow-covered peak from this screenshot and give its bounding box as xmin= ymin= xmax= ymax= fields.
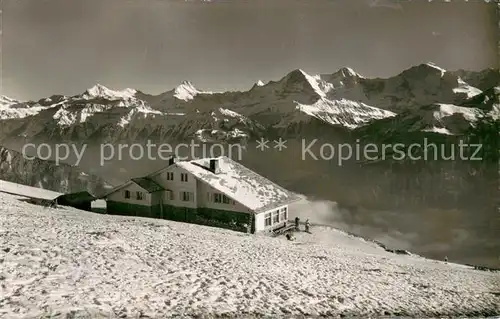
xmin=337 ymin=67 xmax=363 ymax=78
xmin=0 ymin=95 xmax=21 ymax=108
xmin=317 ymin=67 xmax=364 ymax=91
xmin=0 ymin=96 xmax=37 ymax=119
xmin=398 ymin=63 xmax=448 ymax=80
xmin=0 ymin=95 xmax=61 ymax=120
xmin=173 ymin=81 xmax=200 ymax=101
xmin=256 ymin=80 xmax=265 ymax=87
xmin=425 ymin=62 xmax=447 ymax=74
xmin=0 ymin=95 xmax=21 ymax=106
xmin=180 ymin=80 xmax=195 ymax=88
xmin=40 ymin=95 xmax=67 ymax=104
xmin=298 ymin=70 xmax=328 ymax=97
xmin=52 ymin=100 xmax=162 ymax=127
xmin=83 ymin=84 xmax=137 ymax=100
xmin=281 ymin=69 xmax=331 ymax=98
xmin=423 ymin=62 xmax=446 ymax=76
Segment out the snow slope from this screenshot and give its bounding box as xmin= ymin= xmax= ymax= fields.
xmin=432 ymin=103 xmax=482 ymax=122
xmin=1 ymin=192 xmax=499 ymax=318
xmin=295 ymin=98 xmax=396 ymax=128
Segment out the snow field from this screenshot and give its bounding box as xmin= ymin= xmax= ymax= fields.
xmin=1 ymin=192 xmax=499 ymax=318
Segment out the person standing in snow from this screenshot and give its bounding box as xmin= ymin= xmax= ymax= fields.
xmin=295 ymin=217 xmax=300 ymax=231
xmin=305 ymin=219 xmax=310 ymax=233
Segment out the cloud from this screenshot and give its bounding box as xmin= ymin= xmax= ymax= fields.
xmin=288 ymin=194 xmax=477 ymax=259
xmin=288 ymin=195 xmax=414 ymax=250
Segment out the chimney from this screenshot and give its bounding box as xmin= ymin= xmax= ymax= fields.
xmin=168 ymin=156 xmax=176 ymax=166
xmin=209 ymin=158 xmax=220 ymax=174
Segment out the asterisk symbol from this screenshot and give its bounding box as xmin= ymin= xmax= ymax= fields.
xmin=256 ymin=138 xmax=269 ymax=151
xmin=274 ymin=138 xmax=287 ymax=151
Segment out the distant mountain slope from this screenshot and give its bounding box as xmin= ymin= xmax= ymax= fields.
xmin=450 ymin=68 xmax=500 ymax=91
xmin=0 ymin=95 xmax=51 ymax=120
xmin=355 ymin=102 xmax=485 ymax=138
xmin=0 ymin=146 xmax=112 ymax=196
xmin=460 ymin=86 xmax=500 ymax=118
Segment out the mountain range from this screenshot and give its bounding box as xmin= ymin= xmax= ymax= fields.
xmin=0 ymin=62 xmax=497 ymax=145
xmin=0 ymin=62 xmax=498 ymax=267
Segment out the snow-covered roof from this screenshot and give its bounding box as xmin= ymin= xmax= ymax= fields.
xmin=131 ymin=177 xmax=165 ymax=193
xmin=176 ymin=156 xmax=300 ymax=213
xmin=102 ymin=177 xmax=164 ymax=197
xmin=101 ymin=181 xmax=131 ymax=198
xmin=0 ymin=179 xmax=62 ymax=200
xmin=106 ymin=156 xmax=299 ymax=212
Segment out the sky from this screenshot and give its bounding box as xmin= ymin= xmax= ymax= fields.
xmin=1 ymin=0 xmax=498 ymax=100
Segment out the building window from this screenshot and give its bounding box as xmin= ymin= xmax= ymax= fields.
xmin=124 ymin=190 xmax=131 ymax=199
xmin=181 ymin=191 xmax=193 ymax=202
xmin=265 ymin=213 xmax=272 ymax=227
xmin=166 ymin=172 xmax=174 ymax=180
xmin=213 ymin=192 xmax=233 ymax=204
xmin=181 ymin=173 xmax=188 ymax=182
xmin=214 ymin=193 xmax=222 ymax=203
xmin=166 ymin=189 xmax=174 ymax=200
xmin=136 ymin=191 xmax=144 ymax=200
xmin=222 ymin=195 xmax=231 ymax=204
xmin=279 ymin=207 xmax=287 ymax=221
xmin=272 ymin=210 xmax=280 ymax=224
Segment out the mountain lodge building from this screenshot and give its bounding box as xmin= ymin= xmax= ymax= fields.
xmin=102 ymin=156 xmax=300 ymax=233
